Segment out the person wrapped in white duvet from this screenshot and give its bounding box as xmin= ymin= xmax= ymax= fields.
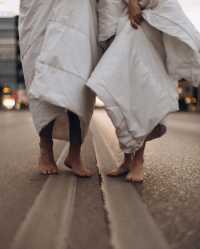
xmin=87 ymin=0 xmax=200 ymax=182
xmin=19 ymin=0 xmax=99 ymax=176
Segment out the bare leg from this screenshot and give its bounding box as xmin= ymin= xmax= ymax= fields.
xmin=39 ymin=121 xmax=58 ymax=175
xmin=65 ymin=144 xmax=92 ymax=177
xmin=125 ymin=124 xmax=166 ymax=182
xmin=64 ymin=111 xmax=92 ymax=177
xmin=126 ymin=143 xmax=145 ymax=183
xmin=107 ymin=153 xmax=132 ymax=176
xmin=147 ymin=124 xmax=167 ymax=142
xmin=107 ymin=124 xmax=166 ymax=179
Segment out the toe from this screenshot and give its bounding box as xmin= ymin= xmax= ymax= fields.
xmin=108 ymin=172 xmax=120 ymax=177
xmin=76 ymin=170 xmax=93 ymax=177
xmin=51 ymin=170 xmax=58 ymax=174
xmin=107 ymin=169 xmax=120 ymax=176
xmin=53 ymin=169 xmax=58 ymax=174
xmin=47 ymin=170 xmax=52 ymax=175
xmin=126 ymin=174 xmax=144 ymax=183
xmin=50 ymin=168 xmax=58 ymax=175
xmin=107 ymin=168 xmax=129 ymax=177
xmin=39 ymin=164 xmax=58 ymax=175
xmin=134 ymin=177 xmax=143 ymax=183
xmin=41 ymin=170 xmax=48 ymax=175
xmin=82 ymin=171 xmax=93 ymax=177
xmin=126 ymin=174 xmax=132 ymax=182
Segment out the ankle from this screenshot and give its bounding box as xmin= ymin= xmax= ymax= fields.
xmin=40 ymin=138 xmax=54 ymax=158
xmin=133 ymin=157 xmax=144 ymax=165
xmin=124 ymin=153 xmax=134 ymax=162
xmin=68 ymin=144 xmax=81 ymax=158
xmin=40 ymin=135 xmax=53 ymax=147
xmin=66 ymin=155 xmax=81 ymax=165
xmin=40 ymin=136 xmax=52 ymax=143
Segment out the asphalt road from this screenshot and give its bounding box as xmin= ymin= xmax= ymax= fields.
xmin=136 ymin=113 xmax=200 ymax=249
xmin=0 ymin=111 xmax=111 ymax=249
xmin=0 ymin=111 xmax=65 ymax=249
xmin=0 ymin=111 xmax=200 ymax=249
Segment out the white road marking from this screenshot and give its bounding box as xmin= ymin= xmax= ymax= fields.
xmin=91 ymin=109 xmax=170 ymax=249
xmin=11 ymin=143 xmax=77 ymax=249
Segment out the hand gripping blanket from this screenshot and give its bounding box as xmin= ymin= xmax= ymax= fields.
xmin=19 ymin=0 xmax=99 ymax=139
xmin=87 ymin=0 xmax=200 ymax=153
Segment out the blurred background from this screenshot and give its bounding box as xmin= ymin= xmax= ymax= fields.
xmin=0 ymin=15 xmax=28 ymax=111
xmin=0 ymin=0 xmax=27 ymax=111
xmin=0 ymin=0 xmax=25 ymax=112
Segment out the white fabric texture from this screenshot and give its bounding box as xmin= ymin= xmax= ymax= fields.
xmin=87 ymin=0 xmax=200 ymax=153
xmin=98 ymin=0 xmax=159 ymax=42
xmin=19 ymin=0 xmax=99 ymax=139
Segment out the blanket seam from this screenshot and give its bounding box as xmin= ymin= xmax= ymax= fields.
xmin=144 ymin=11 xmax=198 ymax=49
xmin=38 ymin=61 xmax=86 ymax=82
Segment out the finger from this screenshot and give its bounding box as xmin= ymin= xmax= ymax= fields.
xmin=136 ymin=15 xmax=142 ymax=23
xmin=134 ymin=17 xmax=140 ymax=25
xmin=135 ymin=15 xmax=142 ymax=25
xmin=138 ymin=15 xmax=144 ymax=23
xmin=131 ymin=21 xmax=138 ymax=29
xmin=130 ymin=17 xmax=138 ymax=29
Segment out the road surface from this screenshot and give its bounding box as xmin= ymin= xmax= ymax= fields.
xmin=137 ymin=113 xmax=200 ymax=249
xmin=0 ymin=110 xmax=199 ymax=249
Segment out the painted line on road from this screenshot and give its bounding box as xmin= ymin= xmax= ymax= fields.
xmin=91 ymin=110 xmax=170 ymax=249
xmin=11 ymin=143 xmax=77 ymax=249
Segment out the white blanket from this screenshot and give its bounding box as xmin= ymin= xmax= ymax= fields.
xmin=87 ymin=0 xmax=200 ymax=153
xmin=19 ymin=0 xmax=99 ymax=139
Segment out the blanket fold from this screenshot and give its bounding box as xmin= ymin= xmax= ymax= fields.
xmin=87 ymin=0 xmax=200 ymax=153
xmin=19 ymin=0 xmax=99 ymax=139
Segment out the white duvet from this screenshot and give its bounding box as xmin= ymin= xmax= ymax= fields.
xmin=87 ymin=0 xmax=200 ymax=153
xmin=19 ymin=0 xmax=99 ymax=139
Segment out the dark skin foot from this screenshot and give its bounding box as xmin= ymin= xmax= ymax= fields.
xmin=107 ymin=124 xmax=166 ymax=181
xmin=39 ymin=138 xmax=58 ymax=175
xmin=64 ymin=144 xmax=93 ymax=177
xmin=126 ymin=143 xmax=145 ymax=183
xmin=107 ymin=153 xmax=132 ymax=177
xmin=126 ymin=158 xmax=144 ymax=183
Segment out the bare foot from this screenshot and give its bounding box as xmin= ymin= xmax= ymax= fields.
xmin=39 ymin=139 xmax=58 ymax=175
xmin=39 ymin=160 xmax=58 ymax=175
xmin=64 ymin=145 xmax=92 ymax=177
xmin=126 ymin=144 xmax=145 ymax=183
xmin=126 ymin=159 xmax=144 ymax=183
xmin=65 ymin=157 xmax=92 ymax=177
xmin=107 ymin=154 xmax=132 ymax=177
